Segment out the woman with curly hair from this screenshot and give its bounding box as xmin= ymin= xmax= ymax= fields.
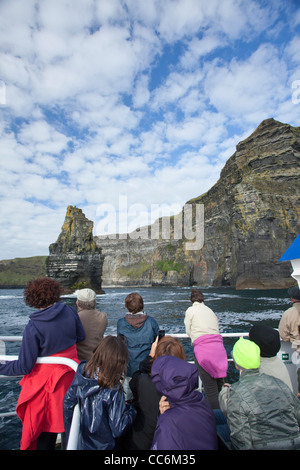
xmin=0 ymin=277 xmax=85 ymax=450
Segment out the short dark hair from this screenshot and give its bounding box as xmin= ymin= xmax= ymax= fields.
xmin=125 ymin=292 xmax=144 ymax=314
xmin=190 ymin=289 xmax=204 ymax=303
xmin=24 ymin=277 xmax=62 ymax=308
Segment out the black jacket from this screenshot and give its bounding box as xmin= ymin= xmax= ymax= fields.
xmin=120 ymin=356 xmax=161 ymax=450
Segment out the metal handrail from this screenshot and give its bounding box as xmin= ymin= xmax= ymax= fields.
xmin=0 ymin=336 xmax=23 ymax=342
xmin=0 ymin=355 xmax=79 ymax=371
xmin=0 ymin=353 xmax=79 ymax=449
xmin=0 ymin=355 xmax=79 ymax=420
xmin=0 ymin=333 xmax=250 ymax=342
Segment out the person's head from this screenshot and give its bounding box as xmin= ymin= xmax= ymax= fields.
xmin=125 ymin=292 xmax=144 ymax=314
xmin=76 ymin=288 xmax=96 ymax=310
xmin=288 ymin=286 xmax=300 ymax=303
xmin=24 ymin=277 xmax=62 ymax=309
xmin=249 ymin=324 xmax=281 ymax=358
xmin=152 ymin=335 xmax=186 ymax=363
xmin=190 ymin=289 xmax=204 ymax=303
xmin=232 ymin=337 xmax=260 ymax=372
xmin=84 ymin=335 xmax=128 ymax=389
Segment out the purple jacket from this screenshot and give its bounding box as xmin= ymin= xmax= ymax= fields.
xmin=0 ymin=302 xmax=85 ymax=376
xmin=151 ymin=356 xmax=218 ymax=450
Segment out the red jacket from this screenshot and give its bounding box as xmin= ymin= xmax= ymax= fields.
xmin=16 ymin=345 xmax=79 ymax=450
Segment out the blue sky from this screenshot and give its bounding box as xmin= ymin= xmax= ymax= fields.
xmin=0 ymin=0 xmax=299 ymax=260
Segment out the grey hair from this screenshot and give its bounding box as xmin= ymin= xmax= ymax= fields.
xmin=77 ymin=299 xmax=96 ymax=310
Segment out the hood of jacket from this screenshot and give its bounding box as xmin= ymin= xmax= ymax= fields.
xmin=125 ymin=312 xmax=148 ymax=328
xmin=151 ymin=356 xmax=199 ymax=404
xmin=71 ymin=361 xmax=123 ymax=400
xmin=29 ymin=302 xmax=70 ymax=322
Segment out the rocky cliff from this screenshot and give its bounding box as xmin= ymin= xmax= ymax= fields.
xmin=186 ymin=119 xmax=300 ymax=289
xmin=98 ymin=236 xmax=192 ymax=287
xmin=46 ymin=206 xmax=104 ymax=293
xmin=96 ymin=118 xmax=300 ymax=289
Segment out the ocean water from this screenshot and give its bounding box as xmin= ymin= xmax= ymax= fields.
xmin=0 ymin=286 xmax=291 ymax=450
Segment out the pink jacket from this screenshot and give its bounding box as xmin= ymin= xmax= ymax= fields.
xmin=193 ymin=334 xmax=228 ymax=378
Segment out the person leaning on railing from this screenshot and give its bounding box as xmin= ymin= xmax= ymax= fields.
xmin=184 ymin=289 xmax=228 ymax=409
xmin=0 ymin=277 xmax=85 ymax=450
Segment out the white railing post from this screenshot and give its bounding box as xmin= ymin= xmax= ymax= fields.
xmin=66 ymin=404 xmax=80 ymax=450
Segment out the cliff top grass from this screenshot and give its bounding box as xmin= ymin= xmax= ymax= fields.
xmin=0 ymin=256 xmax=47 ymax=287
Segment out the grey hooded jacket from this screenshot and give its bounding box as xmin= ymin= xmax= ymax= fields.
xmin=219 ymin=369 xmax=300 ymax=450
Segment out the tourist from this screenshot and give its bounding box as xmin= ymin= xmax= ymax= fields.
xmin=184 ymin=289 xmax=228 ymax=408
xmin=150 ymin=354 xmax=218 ymax=450
xmin=278 ymin=286 xmax=300 ymax=394
xmin=117 ymin=292 xmax=159 ymax=399
xmin=249 ymin=323 xmax=293 ymax=391
xmin=63 ymin=335 xmax=136 ymax=450
xmin=279 ymin=286 xmax=300 ymax=342
xmin=0 ymin=277 xmax=85 ymax=450
xmin=75 ymin=288 xmax=108 ymax=361
xmin=121 ymin=335 xmax=186 ymax=450
xmin=296 ymin=325 xmax=300 ymax=397
xmin=219 ymin=337 xmax=300 ymax=450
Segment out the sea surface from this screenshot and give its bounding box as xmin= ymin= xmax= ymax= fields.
xmin=0 ymin=285 xmax=291 ymax=450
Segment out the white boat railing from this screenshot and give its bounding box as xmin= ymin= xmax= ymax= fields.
xmin=0 ymin=333 xmax=299 ymax=450
xmin=0 ymin=355 xmax=79 ymax=371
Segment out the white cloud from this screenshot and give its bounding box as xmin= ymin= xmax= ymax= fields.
xmin=204 ymin=43 xmax=289 ymax=124
xmin=18 ymin=120 xmax=70 ymax=155
xmin=180 ymin=34 xmax=225 ymax=70
xmin=0 ymin=0 xmax=299 ymax=259
xmin=132 ymin=74 xmax=151 ymax=108
xmin=285 ymin=35 xmax=300 ymax=68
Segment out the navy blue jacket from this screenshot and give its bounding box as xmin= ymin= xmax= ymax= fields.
xmin=117 ymin=315 xmax=159 ymax=376
xmin=63 ymin=361 xmax=137 ymax=450
xmin=0 ymin=302 xmax=85 ymax=376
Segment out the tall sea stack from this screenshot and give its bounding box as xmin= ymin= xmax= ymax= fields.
xmin=46 ymin=206 xmax=104 ymax=293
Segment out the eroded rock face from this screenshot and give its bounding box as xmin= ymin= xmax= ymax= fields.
xmin=188 ymin=119 xmax=300 ymax=289
xmin=47 ymin=119 xmax=299 ymax=290
xmin=46 ymin=206 xmax=104 ymax=293
xmin=96 ymin=119 xmax=300 ymax=289
xmin=97 ymin=236 xmax=192 ymax=287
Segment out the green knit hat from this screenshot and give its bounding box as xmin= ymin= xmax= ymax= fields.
xmin=232 ymin=337 xmax=260 ymax=370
